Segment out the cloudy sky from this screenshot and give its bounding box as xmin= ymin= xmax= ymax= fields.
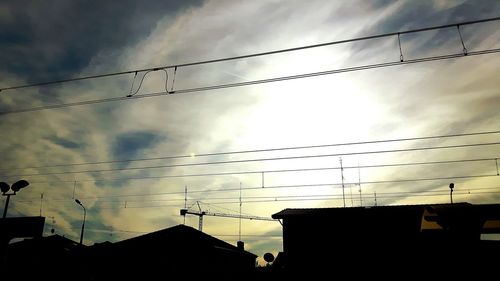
xmin=1 ymin=0 xmax=500 ymax=262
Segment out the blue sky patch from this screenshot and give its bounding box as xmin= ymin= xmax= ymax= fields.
xmin=112 ymin=131 xmax=164 ymax=160
xmin=50 ymin=136 xmax=84 ymax=150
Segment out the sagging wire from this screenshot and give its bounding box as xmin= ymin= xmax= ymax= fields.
xmin=456 ymin=25 xmax=468 ymax=56
xmin=170 ymin=66 xmax=177 ymax=93
xmin=397 ymin=32 xmax=404 ymax=62
xmin=126 ymin=68 xmax=173 ymax=97
xmin=127 ymin=72 xmax=138 ymax=97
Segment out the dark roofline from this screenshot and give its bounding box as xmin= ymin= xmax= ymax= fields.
xmin=108 ymin=224 xmax=257 ymax=258
xmin=272 ymin=202 xmax=479 ymax=219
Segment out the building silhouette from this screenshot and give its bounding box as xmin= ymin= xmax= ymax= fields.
xmin=5 ymin=234 xmax=82 ymax=280
xmin=85 ymin=224 xmax=257 ymax=280
xmin=272 ymin=202 xmax=500 ymax=277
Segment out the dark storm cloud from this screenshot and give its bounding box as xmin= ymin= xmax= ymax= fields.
xmin=112 ymin=131 xmax=164 ymax=160
xmin=349 ymin=0 xmax=500 ymax=59
xmin=50 ymin=136 xmax=85 ymax=150
xmin=363 ymin=1 xmax=499 ymax=35
xmin=0 ymin=0 xmax=203 ymax=83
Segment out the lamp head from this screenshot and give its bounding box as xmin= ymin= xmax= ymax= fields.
xmin=0 ymin=182 xmax=10 ymax=194
xmin=264 ymin=252 xmax=275 ymax=263
xmin=449 ymin=183 xmax=454 ymax=190
xmin=75 ymin=199 xmax=82 ymax=205
xmin=11 ymin=180 xmax=29 ymax=192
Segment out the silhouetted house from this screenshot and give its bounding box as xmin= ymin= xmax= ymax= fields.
xmin=272 ymin=203 xmax=500 ymax=275
xmin=86 ymin=224 xmax=257 ymax=280
xmin=5 ymin=234 xmax=82 ymax=280
xmin=0 ymin=216 xmax=45 ymax=258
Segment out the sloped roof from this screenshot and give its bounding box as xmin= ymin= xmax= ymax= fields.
xmin=107 ymin=224 xmax=257 ymax=257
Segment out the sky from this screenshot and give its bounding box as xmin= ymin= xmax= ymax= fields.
xmin=1 ymin=0 xmax=500 ymax=264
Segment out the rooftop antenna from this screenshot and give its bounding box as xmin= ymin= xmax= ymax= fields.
xmin=349 ymin=172 xmax=354 ymax=207
xmin=340 ymin=158 xmax=346 ymax=207
xmin=239 ymin=182 xmax=242 ymax=242
xmin=39 ymin=193 xmax=43 ymax=216
xmin=184 ymin=186 xmax=187 ymax=225
xmin=358 ymin=162 xmax=362 ymax=207
xmin=449 ymin=183 xmax=454 ymax=204
xmin=72 ymin=180 xmax=77 ymax=199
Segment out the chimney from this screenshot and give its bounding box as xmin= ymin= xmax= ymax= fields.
xmin=237 ymin=240 xmax=244 ymax=251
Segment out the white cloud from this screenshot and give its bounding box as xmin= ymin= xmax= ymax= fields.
xmin=1 ymin=0 xmax=499 ymax=257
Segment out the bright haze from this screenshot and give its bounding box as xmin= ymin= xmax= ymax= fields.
xmin=1 ymin=0 xmax=499 ymax=263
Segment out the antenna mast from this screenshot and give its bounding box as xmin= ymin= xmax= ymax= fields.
xmin=239 ymin=182 xmax=242 ymax=242
xmin=183 ymin=186 xmax=187 ymax=224
xmin=197 ymin=201 xmax=204 ymax=231
xmin=358 ymin=162 xmax=362 ymax=207
xmin=340 ymin=157 xmax=346 ymax=208
xmin=39 ymin=193 xmax=43 ymax=216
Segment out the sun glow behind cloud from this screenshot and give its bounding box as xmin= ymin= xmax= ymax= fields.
xmin=1 ymin=0 xmax=499 ymax=263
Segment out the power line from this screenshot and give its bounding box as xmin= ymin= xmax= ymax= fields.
xmin=54 ymin=225 xmax=282 ymax=238
xmin=204 ymin=190 xmax=500 ymax=205
xmin=21 ymin=156 xmax=498 ymax=184
xmin=3 ymin=130 xmax=499 ymax=172
xmin=58 ymin=186 xmax=500 ymax=204
xmin=6 ymin=141 xmax=499 ymax=178
xmin=20 ymin=174 xmax=500 ymax=203
xmin=1 ymin=16 xmax=498 ymax=92
xmin=1 ymin=49 xmax=499 ymax=116
xmin=57 ymin=189 xmax=500 ymax=209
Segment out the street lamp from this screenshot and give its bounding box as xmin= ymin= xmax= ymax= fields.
xmin=449 ymin=183 xmax=454 ymax=204
xmin=1 ymin=180 xmax=30 ymax=219
xmin=74 ymin=199 xmax=86 ymax=245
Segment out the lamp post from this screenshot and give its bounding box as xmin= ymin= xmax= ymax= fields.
xmin=75 ymin=199 xmax=86 ymax=245
xmin=1 ymin=180 xmax=30 ymax=219
xmin=449 ymin=183 xmax=454 ymax=204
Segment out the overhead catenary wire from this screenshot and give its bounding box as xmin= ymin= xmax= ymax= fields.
xmin=20 ymin=156 xmax=498 ymax=185
xmin=28 ymin=186 xmax=499 ymax=204
xmin=202 ymin=190 xmax=500 ymax=205
xmin=31 ymin=188 xmax=500 ymax=209
xmin=2 ymin=130 xmax=499 ymax=172
xmin=1 ymin=48 xmax=499 ymax=116
xmin=53 ymin=225 xmax=283 ymax=238
xmin=0 ymin=16 xmax=498 ymax=92
xmin=19 ymin=174 xmax=500 ymax=203
xmin=5 ymin=141 xmax=500 ymax=178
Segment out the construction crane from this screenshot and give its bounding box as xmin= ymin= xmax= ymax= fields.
xmin=180 ymin=201 xmax=276 ymax=232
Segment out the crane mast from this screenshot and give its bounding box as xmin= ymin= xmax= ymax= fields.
xmin=180 ymin=202 xmax=275 ymax=232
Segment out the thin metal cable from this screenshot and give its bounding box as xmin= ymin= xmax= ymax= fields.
xmin=1 ymin=48 xmax=499 ymax=116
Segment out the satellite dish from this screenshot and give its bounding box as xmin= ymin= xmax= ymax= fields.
xmin=264 ymin=252 xmax=275 ymax=263
xmin=11 ymin=180 xmax=29 ymax=192
xmin=0 ymin=182 xmax=10 ymax=193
